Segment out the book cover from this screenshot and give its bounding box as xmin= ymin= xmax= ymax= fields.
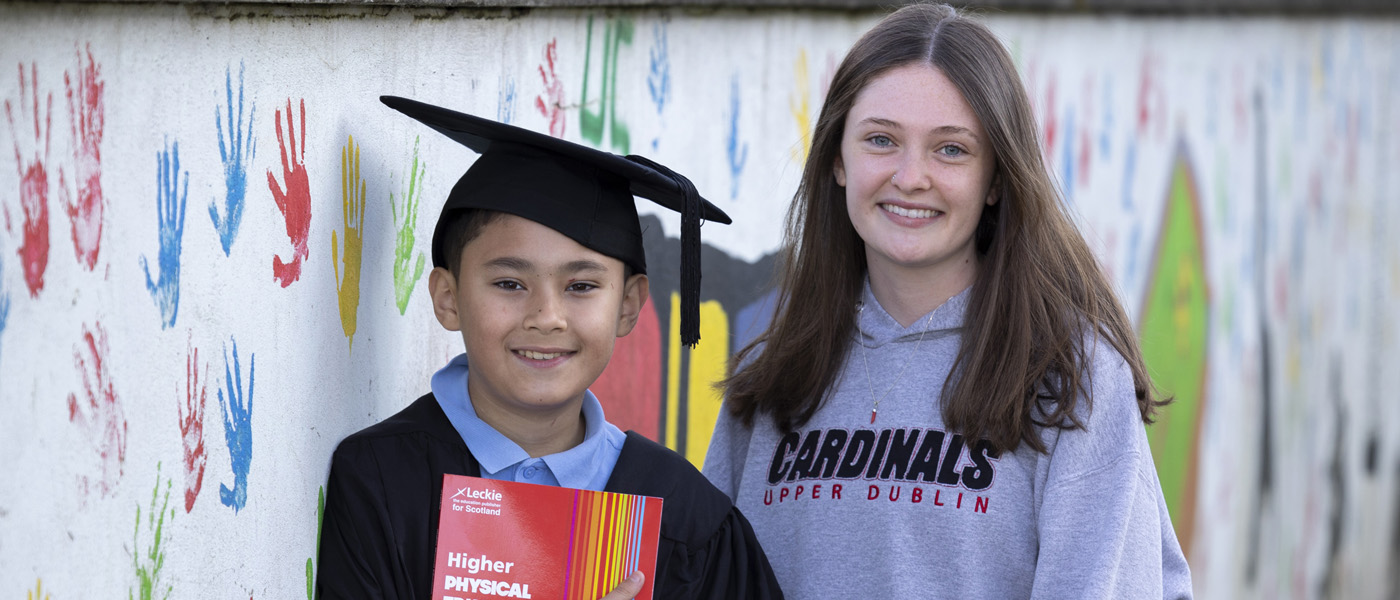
xmin=432 ymin=473 xmax=664 ymax=600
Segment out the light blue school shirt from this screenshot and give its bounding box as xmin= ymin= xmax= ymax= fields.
xmin=431 ymin=353 xmax=625 ymax=491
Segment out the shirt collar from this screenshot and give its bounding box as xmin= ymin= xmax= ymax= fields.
xmin=542 ymin=392 xmax=617 ymax=490
xmin=431 ymin=353 xmax=618 ymax=489
xmin=856 ymin=277 xmax=971 ymax=347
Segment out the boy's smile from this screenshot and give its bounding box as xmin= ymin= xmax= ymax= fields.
xmin=429 ymin=214 xmax=648 ymax=453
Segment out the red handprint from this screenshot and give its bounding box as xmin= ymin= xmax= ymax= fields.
xmin=1136 ymin=52 xmax=1166 ymax=139
xmin=60 ymin=44 xmax=104 ymax=270
xmin=534 ymin=39 xmax=566 ymax=138
xmin=5 ymin=62 xmax=52 ymax=297
xmin=1077 ymin=75 xmax=1092 ymax=187
xmin=178 ymin=338 xmax=207 ymax=513
xmin=1041 ymin=73 xmax=1058 ymax=161
xmin=268 ymin=98 xmax=311 ymax=287
xmin=67 ymin=320 xmax=127 ymax=499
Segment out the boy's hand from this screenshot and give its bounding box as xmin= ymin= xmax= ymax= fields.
xmin=140 ymin=139 xmax=188 ymax=329
xmin=61 ymin=43 xmax=104 ymax=270
xmin=268 ymin=98 xmax=311 ymax=287
xmin=5 ymin=61 xmax=52 ymax=297
xmin=332 ymin=135 xmax=365 ymax=350
xmin=210 ymin=62 xmax=255 ymax=256
xmin=597 ymin=571 xmax=644 ymax=600
xmin=389 ymin=136 xmax=426 ymax=315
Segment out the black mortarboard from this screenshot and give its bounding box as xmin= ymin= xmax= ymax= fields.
xmin=381 ymin=95 xmax=728 ymax=347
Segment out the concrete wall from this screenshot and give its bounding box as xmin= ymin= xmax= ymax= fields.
xmin=0 ymin=3 xmax=1396 ymax=598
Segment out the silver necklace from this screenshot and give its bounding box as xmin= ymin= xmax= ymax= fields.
xmin=858 ymin=302 xmax=938 ymax=424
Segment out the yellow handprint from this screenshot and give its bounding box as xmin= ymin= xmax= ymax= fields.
xmin=28 ymin=578 xmax=50 ymax=600
xmin=789 ymin=48 xmax=812 ymax=163
xmin=333 ymin=135 xmax=365 ymax=352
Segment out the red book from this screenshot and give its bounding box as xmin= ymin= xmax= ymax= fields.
xmin=432 ymin=474 xmax=664 ymax=600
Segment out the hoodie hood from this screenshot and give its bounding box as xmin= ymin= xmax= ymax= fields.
xmin=855 ymin=278 xmax=971 ymax=348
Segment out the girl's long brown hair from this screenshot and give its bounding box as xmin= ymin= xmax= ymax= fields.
xmin=724 ymin=3 xmax=1167 ymax=453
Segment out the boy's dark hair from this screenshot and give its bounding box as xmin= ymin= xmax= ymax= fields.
xmin=440 ymin=208 xmax=637 ymax=280
xmin=439 ymin=209 xmax=507 ymax=277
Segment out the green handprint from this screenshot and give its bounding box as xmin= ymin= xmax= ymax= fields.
xmin=306 ymin=485 xmax=325 ymax=600
xmin=332 ymin=135 xmax=365 ymax=352
xmin=131 ymin=462 xmax=173 ymax=600
xmin=580 ymin=16 xmax=634 ymax=154
xmin=390 ymin=137 xmax=426 ymax=315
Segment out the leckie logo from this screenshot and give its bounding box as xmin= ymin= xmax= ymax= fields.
xmin=452 ymin=487 xmax=469 ymax=500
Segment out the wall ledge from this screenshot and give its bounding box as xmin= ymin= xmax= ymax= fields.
xmin=13 ymin=0 xmax=1400 ymax=14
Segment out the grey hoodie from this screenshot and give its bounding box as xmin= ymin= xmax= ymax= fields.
xmin=703 ymin=284 xmax=1192 ymax=599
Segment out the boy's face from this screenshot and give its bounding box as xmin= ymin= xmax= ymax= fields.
xmin=429 ymin=214 xmax=649 ymax=422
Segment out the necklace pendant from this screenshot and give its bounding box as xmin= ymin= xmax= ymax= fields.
xmin=870 ymin=408 xmax=877 ymax=424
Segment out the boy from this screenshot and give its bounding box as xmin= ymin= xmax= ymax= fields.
xmin=316 ymin=97 xmax=783 ymax=600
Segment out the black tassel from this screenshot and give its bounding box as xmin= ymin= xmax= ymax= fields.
xmin=679 ymin=176 xmax=701 ymax=348
xmin=627 ymin=155 xmax=703 ymax=348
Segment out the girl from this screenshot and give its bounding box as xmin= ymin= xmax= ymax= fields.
xmin=703 ymin=4 xmax=1192 ymax=598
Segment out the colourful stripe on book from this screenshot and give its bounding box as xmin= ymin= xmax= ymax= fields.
xmin=564 ymin=490 xmax=580 ymax=597
xmin=561 ymin=490 xmax=654 ymax=597
xmin=586 ymin=492 xmax=603 ymax=595
xmin=608 ymin=495 xmax=622 ymax=587
xmin=628 ymin=498 xmax=644 ymax=575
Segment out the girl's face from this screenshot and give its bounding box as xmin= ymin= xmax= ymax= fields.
xmin=835 ymin=64 xmax=997 ymax=288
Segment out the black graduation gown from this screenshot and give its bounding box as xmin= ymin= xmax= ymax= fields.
xmin=316 ymin=394 xmax=783 ymax=600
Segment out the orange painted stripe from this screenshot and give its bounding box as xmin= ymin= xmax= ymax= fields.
xmin=568 ymin=496 xmax=589 ymax=593
xmin=583 ymin=492 xmax=603 ymax=596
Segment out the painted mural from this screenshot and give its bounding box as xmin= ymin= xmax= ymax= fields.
xmin=0 ymin=5 xmax=1397 ymax=600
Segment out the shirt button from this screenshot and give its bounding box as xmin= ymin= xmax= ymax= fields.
xmin=523 ymin=466 xmax=538 ymax=478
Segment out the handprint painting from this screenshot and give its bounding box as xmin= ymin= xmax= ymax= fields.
xmin=534 ymin=39 xmax=565 ymax=138
xmin=141 ymin=139 xmax=188 ymax=329
xmin=210 ymin=63 xmax=255 ymax=256
xmin=333 ymin=134 xmax=364 ymax=351
xmin=268 ymin=98 xmax=311 ymax=287
xmin=131 ymin=462 xmax=173 ymax=600
xmin=61 ymin=43 xmax=105 ymax=270
xmin=68 ymin=320 xmax=127 ymax=501
xmin=0 ymin=255 xmax=9 ymax=366
xmin=217 ymin=336 xmax=253 ymax=513
xmin=390 ymin=137 xmax=426 ymax=315
xmin=179 ymin=337 xmax=207 ymax=513
xmin=5 ymin=61 xmax=52 ymax=297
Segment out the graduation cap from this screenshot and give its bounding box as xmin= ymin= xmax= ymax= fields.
xmin=381 ymin=95 xmax=728 ymax=348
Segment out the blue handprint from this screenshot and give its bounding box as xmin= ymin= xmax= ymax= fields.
xmin=647 ymin=22 xmax=670 ymax=116
xmin=217 ymin=337 xmax=254 ymax=513
xmin=497 ymin=75 xmax=515 ymax=124
xmin=209 ymin=63 xmax=255 ymax=256
xmin=726 ymin=75 xmax=748 ymax=200
xmin=0 ymin=254 xmax=10 ymax=365
xmin=140 ymin=139 xmax=188 ymax=329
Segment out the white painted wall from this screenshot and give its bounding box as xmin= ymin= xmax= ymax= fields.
xmin=0 ymin=4 xmax=1396 ymax=599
